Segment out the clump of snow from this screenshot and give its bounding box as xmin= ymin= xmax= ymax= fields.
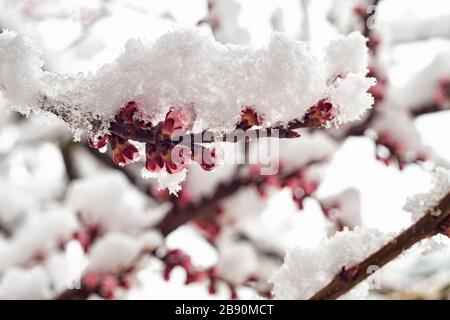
xmin=0 ymin=266 xmax=51 ymax=299
xmin=185 ymin=162 xmax=238 ymax=201
xmin=88 ymin=233 xmax=141 ymax=273
xmin=0 ymin=31 xmax=44 ymax=114
xmin=403 ymin=167 xmax=450 ymax=222
xmin=45 ymin=247 xmax=88 ymax=293
xmin=0 ymin=182 xmax=35 ymax=233
xmin=325 ymin=31 xmax=369 ymax=82
xmin=184 ymin=142 xmax=239 ymax=201
xmin=216 ymin=237 xmax=259 ymax=285
xmin=208 ymin=0 xmax=250 ymax=45
xmin=339 ymin=281 xmax=370 ymax=300
xmin=220 ymin=187 xmax=268 ymax=226
xmin=372 ymin=108 xmax=430 ymax=157
xmin=270 ymin=226 xmax=392 ymax=299
xmin=328 ymin=0 xmax=375 ymax=34
xmin=0 ymin=29 xmax=374 ymax=136
xmin=391 ymin=50 xmax=450 ymax=111
xmin=0 ymin=207 xmax=78 ymax=273
xmin=66 ymin=172 xmax=167 ymax=233
xmin=321 ymin=188 xmax=362 ymax=233
xmin=415 ymin=235 xmax=450 ymax=256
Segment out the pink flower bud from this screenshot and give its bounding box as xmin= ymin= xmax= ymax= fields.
xmin=115 ymin=101 xmax=145 ymax=126
xmin=237 ymin=106 xmax=261 ymax=131
xmin=353 ymin=6 xmax=365 ymax=17
xmin=110 ymin=135 xmax=140 ymax=167
xmin=340 ymin=266 xmax=359 ymax=282
xmin=99 ymin=274 xmax=119 ymax=299
xmin=303 ymin=99 xmax=338 ymax=127
xmin=161 ymin=146 xmax=188 ymax=174
xmin=88 ymin=134 xmax=109 ymax=149
xmin=73 ymin=231 xmax=91 ymax=252
xmin=161 ymin=107 xmax=190 ymax=137
xmin=82 ymin=271 xmax=101 ymax=292
xmin=193 ymin=146 xmax=218 ymax=171
xmin=145 ymin=143 xmax=165 ymax=172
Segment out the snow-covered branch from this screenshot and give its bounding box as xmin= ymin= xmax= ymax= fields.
xmin=0 ymin=28 xmax=374 ymax=191
xmin=271 ymin=168 xmax=450 ymax=300
xmin=0 ymin=30 xmax=374 ymax=135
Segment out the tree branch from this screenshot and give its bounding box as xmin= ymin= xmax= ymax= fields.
xmin=109 ymin=121 xmax=307 ymax=146
xmin=156 ymin=158 xmax=327 ymax=236
xmin=309 ymin=191 xmax=450 ymax=300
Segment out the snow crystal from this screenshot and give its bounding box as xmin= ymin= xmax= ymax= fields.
xmin=270 ymin=226 xmax=393 ymax=299
xmin=0 ymin=29 xmax=374 ymax=135
xmin=142 ymin=167 xmax=187 ymax=195
xmin=403 ymin=167 xmax=450 ymax=222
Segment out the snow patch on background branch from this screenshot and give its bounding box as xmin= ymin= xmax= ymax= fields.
xmin=404 ymin=167 xmax=450 ymax=222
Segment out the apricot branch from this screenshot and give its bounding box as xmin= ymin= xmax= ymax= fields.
xmin=309 ymin=191 xmax=450 ymax=300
